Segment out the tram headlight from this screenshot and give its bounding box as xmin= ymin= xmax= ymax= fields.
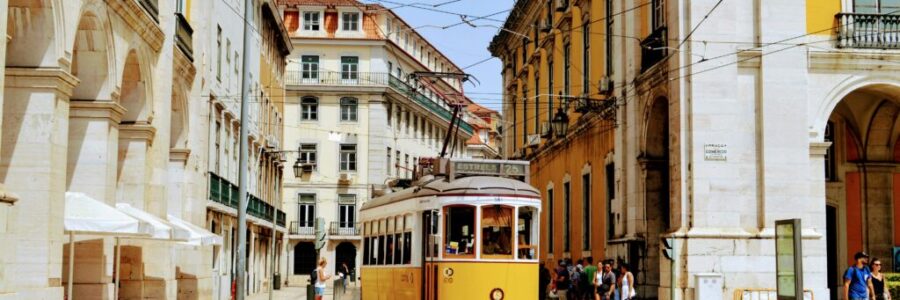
xmin=489 ymin=288 xmax=504 ymax=300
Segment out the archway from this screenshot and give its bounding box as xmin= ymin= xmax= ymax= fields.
xmin=120 ymin=50 xmax=148 ymax=124
xmin=640 ymin=96 xmax=670 ymax=299
xmin=823 ymin=83 xmax=900 ymax=300
xmin=293 ymin=242 xmax=316 ymax=275
xmin=335 ymin=242 xmax=357 ymax=280
xmin=70 ymin=12 xmax=113 ymax=101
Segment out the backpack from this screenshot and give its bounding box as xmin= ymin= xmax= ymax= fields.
xmin=310 ymin=268 xmax=318 ymax=283
xmin=578 ymin=270 xmax=590 ymax=290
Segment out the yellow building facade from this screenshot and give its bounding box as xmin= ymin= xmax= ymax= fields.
xmin=490 ymin=0 xmax=616 ymax=263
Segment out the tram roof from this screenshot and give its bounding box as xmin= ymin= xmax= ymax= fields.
xmin=362 ymin=176 xmax=540 ymax=210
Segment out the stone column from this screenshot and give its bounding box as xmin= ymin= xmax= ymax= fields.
xmin=2 ymin=67 xmax=77 ymax=299
xmin=117 ymin=124 xmax=155 ymax=209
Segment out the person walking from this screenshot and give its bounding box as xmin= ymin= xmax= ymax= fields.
xmin=339 ymin=262 xmax=350 ymax=294
xmin=583 ymin=257 xmax=597 ymax=300
xmin=315 ymin=258 xmax=334 ymax=300
xmin=871 ymin=257 xmax=890 ymax=300
xmin=595 ymin=261 xmax=615 ymax=300
xmin=844 ymin=252 xmax=875 ymax=300
xmin=555 ymin=260 xmax=571 ymax=300
xmin=540 ymin=261 xmax=552 ymax=300
xmin=618 ymin=264 xmax=635 ymax=300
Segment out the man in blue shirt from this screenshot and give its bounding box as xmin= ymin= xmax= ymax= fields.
xmin=844 ymin=251 xmax=875 ymax=300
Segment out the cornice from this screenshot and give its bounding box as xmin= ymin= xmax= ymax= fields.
xmin=119 ymin=123 xmax=157 ymax=145
xmin=809 ymin=49 xmax=900 ymax=71
xmin=105 ymin=0 xmax=164 ymax=52
xmin=170 ymin=148 xmax=191 ymax=162
xmin=173 ymin=47 xmax=197 ymax=87
xmin=69 ymin=100 xmax=127 ymax=124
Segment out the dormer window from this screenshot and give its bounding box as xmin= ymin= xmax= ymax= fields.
xmin=303 ymin=11 xmax=320 ymax=31
xmin=342 ymin=12 xmax=360 ymax=31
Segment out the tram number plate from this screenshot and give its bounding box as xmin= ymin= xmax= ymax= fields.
xmin=454 ymin=161 xmax=527 ymax=177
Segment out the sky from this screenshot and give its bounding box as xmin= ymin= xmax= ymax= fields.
xmin=361 ymin=0 xmax=515 ymax=112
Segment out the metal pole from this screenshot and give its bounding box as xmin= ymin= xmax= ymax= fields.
xmin=236 ymin=0 xmax=254 ymax=297
xmin=671 ymin=238 xmax=676 ymax=300
xmin=67 ymin=232 xmax=74 ymax=300
xmin=269 ymin=217 xmax=276 ymax=300
xmin=115 ymin=237 xmax=121 ymax=300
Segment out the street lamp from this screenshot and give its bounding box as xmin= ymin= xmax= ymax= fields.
xmin=551 ymin=107 xmax=569 ymax=138
xmin=292 ymin=157 xmax=304 ymax=179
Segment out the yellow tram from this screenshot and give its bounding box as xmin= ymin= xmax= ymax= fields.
xmin=360 ymin=158 xmax=541 ymax=300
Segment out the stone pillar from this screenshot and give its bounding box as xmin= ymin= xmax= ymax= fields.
xmin=2 ymin=67 xmax=77 ymax=299
xmin=117 ymin=124 xmax=156 ymax=209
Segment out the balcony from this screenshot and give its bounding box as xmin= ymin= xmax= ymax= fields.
xmin=640 ymin=26 xmax=668 ymax=72
xmin=208 ymin=172 xmax=286 ymax=227
xmin=388 ymin=75 xmax=475 ymax=134
xmin=329 ymin=221 xmax=360 ymax=236
xmin=174 ymin=12 xmax=194 ymax=61
xmin=137 ymin=0 xmax=159 ymax=23
xmin=836 ymin=12 xmax=900 ymax=49
xmin=289 ymin=221 xmax=315 ymax=236
xmin=285 ymin=71 xmax=390 ymax=87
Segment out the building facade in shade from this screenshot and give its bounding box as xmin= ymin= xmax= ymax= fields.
xmin=489 ymin=0 xmax=616 ymax=265
xmin=276 ymin=0 xmax=476 ymax=284
xmin=0 ymin=0 xmax=290 ymax=299
xmin=609 ymin=0 xmax=900 ymax=299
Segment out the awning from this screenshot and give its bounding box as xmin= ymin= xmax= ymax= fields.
xmin=168 ymin=214 xmax=224 ymax=246
xmin=64 ymin=192 xmax=151 ymax=236
xmin=116 ymin=203 xmax=190 ymax=241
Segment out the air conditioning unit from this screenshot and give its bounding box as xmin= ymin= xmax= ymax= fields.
xmin=338 ymin=173 xmax=353 ymax=184
xmin=540 ymin=122 xmax=552 ymax=138
xmin=599 ymin=76 xmax=614 ymax=94
xmin=555 ymin=0 xmax=568 ymax=11
xmin=526 ymin=134 xmax=541 ymax=148
xmin=540 ymin=19 xmax=552 ymax=32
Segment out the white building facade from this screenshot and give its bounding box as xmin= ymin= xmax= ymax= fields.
xmin=276 ymin=0 xmax=476 ymax=284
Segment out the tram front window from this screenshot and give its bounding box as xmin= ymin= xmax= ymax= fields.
xmin=518 ymin=206 xmax=538 ymax=260
xmin=444 ymin=205 xmax=476 ymax=258
xmin=482 ymin=205 xmax=513 ymax=258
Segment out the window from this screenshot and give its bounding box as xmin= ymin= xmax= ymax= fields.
xmin=340 ymin=97 xmax=358 ymax=121
xmin=341 ymin=56 xmax=359 ymax=80
xmin=522 ymin=39 xmax=528 ymax=66
xmin=404 ymin=154 xmax=410 ymax=178
xmin=606 ymin=0 xmax=614 ymax=76
xmin=395 ymin=150 xmax=401 ymax=176
xmin=547 ymin=188 xmax=555 ymax=253
xmin=444 ymin=205 xmax=476 ymax=258
xmin=216 ymin=26 xmax=222 ymax=81
xmin=583 ymin=21 xmax=591 ymax=96
xmin=342 ymin=12 xmax=359 ymax=31
xmin=518 ymin=207 xmax=538 ymax=260
xmin=386 ymin=102 xmax=393 ymax=125
xmin=403 ymin=230 xmax=412 ymax=264
xmin=481 ymin=205 xmax=513 ymax=258
xmin=226 ymin=40 xmax=231 ymax=85
xmin=522 ymin=91 xmax=528 ymax=144
xmin=298 ymin=144 xmax=317 ymax=168
xmin=564 ymin=42 xmax=571 ymax=102
xmin=548 ymin=58 xmax=554 ymax=119
xmin=393 ymin=216 xmax=402 ymax=264
xmin=300 ymin=97 xmax=318 ymax=120
xmin=301 ymin=56 xmax=319 ymax=80
xmin=563 ymin=181 xmax=571 ymax=252
xmin=363 ymin=229 xmax=371 ymax=265
xmin=582 ymin=173 xmax=591 ymax=251
xmin=340 ymin=144 xmax=357 ymax=171
xmin=652 ymin=0 xmax=665 ymax=29
xmin=214 ymin=121 xmax=221 ymax=173
xmin=338 ymin=194 xmax=356 ymax=232
xmin=825 ymin=122 xmax=836 ymax=181
xmin=297 ymin=194 xmax=315 ymax=228
xmin=606 ymin=163 xmax=615 ymax=239
xmin=303 ymin=11 xmax=320 ymax=31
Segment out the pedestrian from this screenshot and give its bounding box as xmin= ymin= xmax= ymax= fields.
xmin=844 ymin=252 xmax=875 ymax=300
xmin=315 ymin=258 xmax=333 ymax=300
xmin=339 ymin=262 xmax=350 ymax=294
xmin=595 ymin=261 xmax=615 ymax=300
xmin=540 ymin=261 xmax=552 ymax=300
xmin=618 ymin=263 xmax=635 ymax=300
xmin=870 ymin=257 xmax=890 ymax=300
xmin=571 ymin=259 xmax=583 ymax=300
xmin=583 ymin=257 xmax=597 ymax=300
xmin=555 ymin=260 xmax=570 ymax=300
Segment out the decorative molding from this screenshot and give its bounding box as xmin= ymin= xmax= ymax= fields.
xmin=69 ymin=100 xmax=126 ymax=124
xmin=169 ymin=148 xmax=191 ymax=162
xmin=105 ymin=0 xmax=164 ymax=52
xmin=119 ymin=123 xmax=157 ymax=145
xmin=809 ymin=50 xmax=900 ymax=72
xmin=809 ymin=141 xmax=832 ymax=156
xmin=173 ymin=47 xmax=197 ymax=87
xmin=5 ymin=67 xmax=79 ymax=97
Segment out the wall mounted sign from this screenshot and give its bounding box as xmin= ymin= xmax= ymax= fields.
xmin=704 ymin=143 xmax=727 ymax=161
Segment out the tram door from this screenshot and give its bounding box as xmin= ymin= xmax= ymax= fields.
xmin=422 ymin=210 xmax=439 ymax=300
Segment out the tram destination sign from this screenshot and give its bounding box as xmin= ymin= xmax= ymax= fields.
xmin=452 ymin=160 xmax=528 ymax=178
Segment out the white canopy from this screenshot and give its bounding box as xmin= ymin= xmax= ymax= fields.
xmin=64 ymin=192 xmax=151 ymax=236
xmin=168 ymin=214 xmax=224 ymax=246
xmin=116 ymin=203 xmax=190 ymax=241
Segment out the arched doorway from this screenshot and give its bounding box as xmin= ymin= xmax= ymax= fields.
xmin=640 ymin=96 xmax=671 ymax=299
xmin=823 ymin=84 xmax=900 ymax=300
xmin=294 ymin=242 xmax=316 ymax=275
xmin=335 ymin=242 xmax=357 ymax=280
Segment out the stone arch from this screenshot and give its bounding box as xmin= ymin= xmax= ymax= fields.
xmin=170 ymin=83 xmax=190 ymax=149
xmin=70 ymin=10 xmax=116 ymax=101
xmin=6 ymin=0 xmax=66 ymax=68
xmin=814 ymin=76 xmax=900 ymax=140
xmin=120 ymin=49 xmax=152 ymax=123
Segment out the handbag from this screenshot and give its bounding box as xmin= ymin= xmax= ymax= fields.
xmin=548 ymin=289 xmax=559 ymax=299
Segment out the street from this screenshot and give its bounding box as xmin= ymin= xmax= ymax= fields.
xmin=248 ymin=282 xmax=360 ymax=300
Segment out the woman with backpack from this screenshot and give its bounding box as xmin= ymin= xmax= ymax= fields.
xmin=314 ymin=258 xmax=334 ymax=300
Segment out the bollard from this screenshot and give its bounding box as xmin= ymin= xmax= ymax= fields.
xmin=307 ymin=278 xmax=315 ymax=300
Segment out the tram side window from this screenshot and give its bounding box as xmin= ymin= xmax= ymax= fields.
xmin=482 ymin=205 xmax=513 ymax=258
xmin=394 ymin=232 xmax=402 ymax=264
xmin=377 ymin=235 xmax=385 ymax=265
xmin=403 ymin=231 xmax=412 ymax=264
xmin=386 ymin=234 xmax=395 ymax=264
xmin=518 ymin=207 xmax=538 ymax=260
xmin=363 ymin=236 xmax=371 ymax=265
xmin=444 ymin=205 xmax=476 ymax=257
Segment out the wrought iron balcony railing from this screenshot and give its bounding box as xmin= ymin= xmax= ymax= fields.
xmin=208 ymin=172 xmax=286 ymax=227
xmin=285 ymin=71 xmax=390 ymax=87
xmin=174 ymin=12 xmax=194 ymax=61
xmin=329 ymin=221 xmax=360 ymax=236
xmin=836 ymin=12 xmax=900 ymax=49
xmin=137 ymin=0 xmax=159 ymax=23
xmin=640 ymin=26 xmax=668 ymax=72
xmin=289 ymin=221 xmax=315 ymax=235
